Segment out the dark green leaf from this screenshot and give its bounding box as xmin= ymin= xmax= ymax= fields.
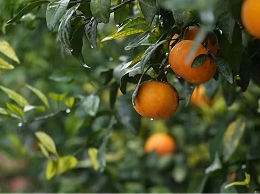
xmin=222 ymin=78 xmax=236 ymax=106
xmin=216 ymin=56 xmax=233 ymax=84
xmin=110 ymin=82 xmax=119 ymax=108
xmin=114 ymin=0 xmax=130 ymax=24
xmin=236 ymin=57 xmax=251 ymax=92
xmin=82 ymin=94 xmax=100 ymax=116
xmin=195 ymin=174 xmax=208 ymax=193
xmin=218 ymin=11 xmax=235 ymax=44
xmin=85 ymin=17 xmax=98 ymax=50
xmin=7 ymin=0 xmax=50 ymax=24
xmin=222 ymin=118 xmax=246 ymax=162
xmin=117 ymin=91 xmax=141 ymax=134
xmin=184 ymin=81 xmax=196 ymax=106
xmin=125 ymin=28 xmax=155 ymax=50
xmin=100 ymin=69 xmax=114 ymax=85
xmin=209 ymin=127 xmax=225 ymax=159
xmin=139 ymin=0 xmax=158 ymax=25
xmin=101 ymin=28 xmax=145 ymax=42
xmin=90 ymin=0 xmax=111 ymax=23
xmin=120 ymin=73 xmax=129 ymax=94
xmin=46 ymin=0 xmax=70 ymax=31
xmin=205 ymin=152 xmax=222 ymax=174
xmin=172 ymin=10 xmax=197 ymax=29
xmin=58 ymin=3 xmax=80 ymax=49
xmin=191 ymin=54 xmax=206 ymax=68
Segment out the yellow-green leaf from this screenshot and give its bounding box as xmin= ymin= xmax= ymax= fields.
xmin=24 ymin=105 xmax=46 ymax=112
xmin=224 ymin=173 xmax=250 ymax=189
xmin=101 ymin=28 xmax=145 ymax=42
xmin=0 ymin=86 xmax=29 ymax=107
xmin=0 ymin=57 xmax=14 ymax=69
xmin=35 ymin=131 xmax=58 ymax=156
xmin=64 ymin=97 xmax=75 ymax=108
xmin=6 ymin=103 xmax=24 ymax=117
xmin=130 ymin=50 xmax=145 ymax=67
xmin=48 ymin=92 xmax=67 ymax=102
xmin=222 ymin=118 xmax=246 ymax=162
xmin=88 ymin=148 xmax=99 ymax=170
xmin=0 ymin=107 xmax=10 ymax=116
xmin=26 ymin=85 xmax=50 ymax=108
xmin=46 ymin=160 xmax=58 ymax=180
xmin=0 ymin=41 xmax=20 ymax=63
xmin=38 ymin=142 xmax=50 ymax=158
xmin=56 ymin=155 xmax=78 ymax=174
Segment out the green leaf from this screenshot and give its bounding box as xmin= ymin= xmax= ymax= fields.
xmin=0 ymin=107 xmax=10 ymax=116
xmin=0 ymin=86 xmax=29 ymax=107
xmin=216 ymin=56 xmax=233 ymax=84
xmin=24 ymin=105 xmax=46 ymax=112
xmin=88 ymin=148 xmax=99 ymax=170
xmin=172 ymin=10 xmax=197 ymax=29
xmin=101 ymin=28 xmax=145 ymax=42
xmin=109 ymin=82 xmax=119 ymax=108
xmin=222 ymin=118 xmax=246 ymax=162
xmin=114 ymin=0 xmax=130 ymax=24
xmin=0 ymin=57 xmax=15 ymax=69
xmin=81 ymin=94 xmax=100 ymax=116
xmin=85 ymin=17 xmax=98 ymax=51
xmin=46 ymin=0 xmax=70 ymax=31
xmin=184 ymin=81 xmax=196 ymax=106
xmin=64 ymin=97 xmax=75 ymax=108
xmin=191 ymin=54 xmax=207 ymax=68
xmin=117 ymin=91 xmax=141 ymax=134
xmin=7 ymin=0 xmax=50 ymax=24
xmin=205 ymin=152 xmax=222 ymax=174
xmin=100 ymin=69 xmax=114 ymax=85
xmin=172 ymin=164 xmax=187 ymax=183
xmin=35 ymin=131 xmax=58 ymax=156
xmin=6 ymin=103 xmax=24 ymax=117
xmin=58 ymin=4 xmax=80 ymax=49
xmin=139 ymin=0 xmax=158 ymax=25
xmin=26 ymin=85 xmax=50 ymax=108
xmin=46 ymin=160 xmax=58 ymax=180
xmin=0 ymin=41 xmax=20 ymax=64
xmin=90 ymin=0 xmax=111 ymax=23
xmin=48 ymin=92 xmax=67 ymax=103
xmin=130 ymin=51 xmax=145 ymax=67
xmin=125 ymin=28 xmax=155 ymax=50
xmin=218 ymin=11 xmax=235 ymax=44
xmin=38 ymin=142 xmax=50 ymax=158
xmin=195 ymin=174 xmax=209 ymax=193
xmin=118 ymin=17 xmax=147 ymax=31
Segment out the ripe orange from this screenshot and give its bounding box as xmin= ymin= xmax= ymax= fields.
xmin=144 ymin=133 xmax=176 ymax=156
xmin=169 ymin=40 xmax=217 ymax=84
xmin=191 ymin=85 xmax=213 ymax=107
xmin=242 ymin=0 xmax=260 ymax=39
xmin=134 ymin=81 xmax=179 ymax=119
xmin=169 ymin=25 xmax=219 ymax=55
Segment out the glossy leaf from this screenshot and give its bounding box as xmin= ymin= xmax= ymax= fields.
xmin=90 ymin=0 xmax=111 ymax=23
xmin=125 ymin=28 xmax=155 ymax=50
xmin=114 ymin=0 xmax=130 ymax=24
xmin=218 ymin=11 xmax=235 ymax=44
xmin=0 ymin=58 xmax=15 ymax=69
xmin=64 ymin=97 xmax=75 ymax=108
xmin=46 ymin=0 xmax=70 ymax=31
xmin=205 ymin=152 xmax=222 ymax=174
xmin=26 ymin=85 xmax=50 ymax=108
xmin=46 ymin=160 xmax=57 ymax=180
xmin=130 ymin=51 xmax=145 ymax=67
xmin=101 ymin=28 xmax=145 ymax=42
xmin=6 ymin=103 xmax=24 ymax=117
xmin=139 ymin=0 xmax=158 ymax=25
xmin=222 ymin=118 xmax=246 ymax=162
xmin=58 ymin=4 xmax=80 ymax=49
xmin=24 ymin=105 xmax=46 ymax=112
xmin=172 ymin=10 xmax=197 ymax=29
xmin=7 ymin=1 xmax=50 ymax=24
xmin=0 ymin=86 xmax=29 ymax=107
xmin=118 ymin=17 xmax=146 ymax=32
xmin=191 ymin=54 xmax=206 ymax=68
xmin=216 ymin=56 xmax=233 ymax=84
xmin=88 ymin=148 xmax=99 ymax=170
xmin=35 ymin=131 xmax=58 ymax=156
xmin=85 ymin=17 xmax=98 ymax=50
xmin=117 ymin=91 xmax=141 ymax=134
xmin=0 ymin=41 xmax=20 ymax=63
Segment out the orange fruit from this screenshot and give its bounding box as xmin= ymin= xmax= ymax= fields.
xmin=169 ymin=40 xmax=217 ymax=84
xmin=134 ymin=81 xmax=179 ymax=119
xmin=191 ymin=85 xmax=213 ymax=107
xmin=242 ymin=0 xmax=260 ymax=39
xmin=144 ymin=133 xmax=176 ymax=156
xmin=230 ymin=172 xmax=237 ymax=181
xmin=169 ymin=25 xmax=219 ymax=55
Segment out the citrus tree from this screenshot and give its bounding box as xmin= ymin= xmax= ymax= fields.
xmin=0 ymin=0 xmax=260 ymax=193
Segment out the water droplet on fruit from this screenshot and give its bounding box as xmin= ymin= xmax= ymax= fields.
xmin=66 ymin=109 xmax=71 ymax=113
